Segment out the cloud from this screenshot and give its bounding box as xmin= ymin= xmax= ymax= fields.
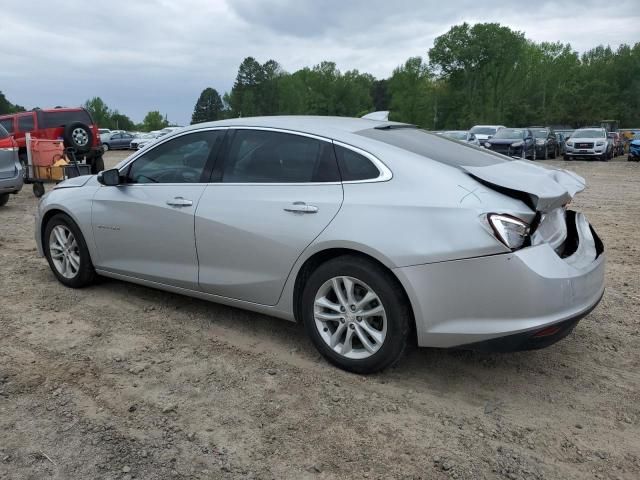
xmin=1 ymin=0 xmax=638 ymax=125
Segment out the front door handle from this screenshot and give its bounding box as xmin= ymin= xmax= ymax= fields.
xmin=166 ymin=197 xmax=193 ymax=207
xmin=284 ymin=201 xmax=319 ymax=214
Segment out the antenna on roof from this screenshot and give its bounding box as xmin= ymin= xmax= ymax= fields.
xmin=361 ymin=111 xmax=390 ymax=121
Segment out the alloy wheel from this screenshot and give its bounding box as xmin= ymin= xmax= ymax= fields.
xmin=72 ymin=128 xmax=89 ymax=147
xmin=49 ymin=225 xmax=81 ymax=279
xmin=314 ymin=276 xmax=387 ymax=360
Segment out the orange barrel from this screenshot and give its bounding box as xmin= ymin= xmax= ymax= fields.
xmin=31 ymin=139 xmax=65 ymax=167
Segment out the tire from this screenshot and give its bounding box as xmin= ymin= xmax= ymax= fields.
xmin=563 ymin=154 xmax=570 ymax=161
xmin=43 ymin=213 xmax=96 ymax=288
xmin=102 ymin=143 xmax=110 ymax=152
xmin=91 ymin=156 xmax=105 ymax=174
xmin=0 ymin=193 xmax=9 ymax=207
xmin=32 ymin=182 xmax=45 ymax=198
xmin=63 ymin=122 xmax=93 ymax=153
xmin=301 ymin=255 xmax=411 ymax=374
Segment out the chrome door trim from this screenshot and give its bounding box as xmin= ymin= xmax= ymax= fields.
xmin=117 ymin=126 xmax=230 ymax=172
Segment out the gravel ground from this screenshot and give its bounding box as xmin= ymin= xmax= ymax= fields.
xmin=0 ymin=151 xmax=638 ymax=480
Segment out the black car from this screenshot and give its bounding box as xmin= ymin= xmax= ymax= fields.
xmin=555 ymin=132 xmax=567 ymax=155
xmin=483 ymin=127 xmax=536 ymax=159
xmin=529 ymin=127 xmax=558 ymax=159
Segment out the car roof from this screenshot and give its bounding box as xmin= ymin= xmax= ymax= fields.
xmin=180 ymin=115 xmax=410 ymax=139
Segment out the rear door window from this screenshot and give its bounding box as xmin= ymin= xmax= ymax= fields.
xmin=222 ymin=129 xmax=340 ymax=183
xmin=17 ymin=115 xmax=35 ymax=132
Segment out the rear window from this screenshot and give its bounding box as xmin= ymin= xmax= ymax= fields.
xmin=334 ymin=144 xmax=380 ymax=181
xmin=40 ymin=110 xmax=92 ymax=129
xmin=0 ymin=118 xmax=13 ymax=134
xmin=0 ymin=124 xmax=9 ymax=139
xmin=356 ymin=128 xmax=508 ymax=168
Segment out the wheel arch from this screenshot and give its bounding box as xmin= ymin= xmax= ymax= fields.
xmin=291 ymin=247 xmax=416 ymax=342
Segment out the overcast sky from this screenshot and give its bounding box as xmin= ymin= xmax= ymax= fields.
xmin=1 ymin=0 xmax=638 ymax=125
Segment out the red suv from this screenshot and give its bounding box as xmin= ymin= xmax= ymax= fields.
xmin=0 ymin=107 xmax=104 ymax=173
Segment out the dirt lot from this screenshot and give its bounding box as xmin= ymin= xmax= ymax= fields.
xmin=1 ymin=151 xmax=639 ymax=480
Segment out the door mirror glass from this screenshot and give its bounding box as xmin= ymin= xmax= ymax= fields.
xmin=98 ymin=168 xmax=121 ymax=186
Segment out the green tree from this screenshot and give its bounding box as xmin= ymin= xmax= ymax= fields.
xmin=110 ymin=111 xmax=135 ymax=131
xmin=0 ymin=91 xmax=25 ymax=115
xmin=191 ymin=88 xmax=224 ymax=124
xmin=142 ymin=111 xmax=168 ymax=131
xmin=84 ymin=97 xmax=112 ymax=128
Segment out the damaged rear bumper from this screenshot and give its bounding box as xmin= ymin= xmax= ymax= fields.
xmin=395 ymin=212 xmax=605 ymax=350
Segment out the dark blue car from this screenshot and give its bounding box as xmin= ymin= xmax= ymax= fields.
xmin=483 ymin=127 xmax=536 ymax=159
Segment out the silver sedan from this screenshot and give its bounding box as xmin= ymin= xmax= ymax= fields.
xmin=34 ymin=116 xmax=605 ymax=373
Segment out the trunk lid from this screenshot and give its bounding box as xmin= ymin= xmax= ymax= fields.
xmin=462 ymin=160 xmax=585 ymax=212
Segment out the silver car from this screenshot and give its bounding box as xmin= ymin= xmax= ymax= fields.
xmin=34 ymin=116 xmax=605 ymax=373
xmin=0 ymin=124 xmax=23 ymax=206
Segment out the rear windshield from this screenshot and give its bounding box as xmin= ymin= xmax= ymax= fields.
xmin=532 ymin=129 xmax=548 ymax=138
xmin=443 ymin=131 xmax=467 ymax=140
xmin=356 ymin=128 xmax=508 ymax=168
xmin=40 ymin=110 xmax=92 ymax=129
xmin=493 ymin=128 xmax=525 ymax=139
xmin=469 ymin=126 xmax=497 ymax=135
xmin=0 ymin=124 xmax=8 ymax=139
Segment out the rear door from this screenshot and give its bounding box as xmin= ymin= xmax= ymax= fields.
xmin=195 ymin=128 xmax=343 ymax=305
xmin=92 ymin=128 xmax=226 ymax=289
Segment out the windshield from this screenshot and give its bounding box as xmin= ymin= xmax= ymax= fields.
xmin=356 ymin=128 xmax=508 ymax=168
xmin=533 ymin=129 xmax=548 ymax=138
xmin=443 ymin=131 xmax=467 ymax=140
xmin=573 ymin=129 xmax=605 ymax=138
xmin=470 ymin=126 xmax=497 ymax=135
xmin=493 ymin=128 xmax=525 ymax=139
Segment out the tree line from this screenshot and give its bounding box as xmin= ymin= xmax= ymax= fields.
xmin=3 ymin=23 xmax=639 ymax=130
xmin=191 ymin=23 xmax=640 ymax=129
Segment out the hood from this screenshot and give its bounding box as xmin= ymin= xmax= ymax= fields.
xmin=53 ymin=174 xmax=94 ymax=189
xmin=462 ymin=160 xmax=585 ymax=212
xmin=487 ymin=138 xmax=520 ymax=145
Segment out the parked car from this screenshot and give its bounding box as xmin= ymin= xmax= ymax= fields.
xmin=130 ymin=132 xmax=160 ymax=150
xmin=484 ymin=127 xmax=536 ymax=159
xmin=102 ymin=132 xmax=135 ymax=151
xmin=529 ymin=127 xmax=558 ymax=159
xmin=564 ymin=127 xmax=613 ymax=161
xmin=35 ymin=116 xmax=605 ymax=373
xmin=607 ymin=132 xmax=624 ymax=157
xmin=440 ymin=130 xmax=480 ymax=145
xmin=0 ymin=124 xmax=23 ymax=206
xmin=555 ymin=132 xmax=567 ymax=155
xmin=628 ymin=133 xmax=640 ymax=162
xmin=469 ymin=125 xmax=505 ymax=143
xmin=0 ymin=107 xmax=105 ymax=173
xmin=98 ymin=128 xmax=112 ymax=143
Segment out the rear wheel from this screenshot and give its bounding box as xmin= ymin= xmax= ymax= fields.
xmin=102 ymin=143 xmax=110 ymax=152
xmin=43 ymin=214 xmax=96 ymax=288
xmin=301 ymin=256 xmax=411 ymax=374
xmin=0 ymin=193 xmax=9 ymax=207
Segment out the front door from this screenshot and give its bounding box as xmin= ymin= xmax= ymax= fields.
xmin=195 ymin=128 xmax=344 ymax=305
xmin=92 ymin=129 xmax=226 ymax=289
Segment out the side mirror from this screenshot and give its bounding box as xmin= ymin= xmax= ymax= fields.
xmin=97 ymin=168 xmax=121 ymax=186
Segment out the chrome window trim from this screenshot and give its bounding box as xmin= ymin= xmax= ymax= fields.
xmin=116 ymin=125 xmax=393 ymax=186
xmin=118 ymin=126 xmax=230 ymax=172
xmin=333 ymin=140 xmax=393 ymax=183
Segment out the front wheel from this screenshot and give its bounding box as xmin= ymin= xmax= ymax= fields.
xmin=91 ymin=156 xmax=105 ymax=174
xmin=44 ymin=214 xmax=96 ymax=288
xmin=301 ymin=256 xmax=411 ymax=374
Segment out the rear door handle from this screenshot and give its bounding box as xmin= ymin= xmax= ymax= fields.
xmin=284 ymin=202 xmax=319 ymax=214
xmin=166 ymin=197 xmax=193 ymax=207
